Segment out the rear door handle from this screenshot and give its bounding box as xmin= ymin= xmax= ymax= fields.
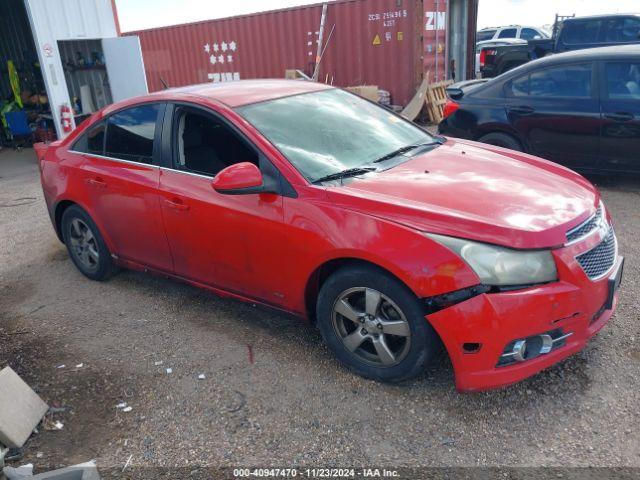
xmin=85 ymin=177 xmax=107 ymax=189
xmin=164 ymin=198 xmax=190 ymax=211
xmin=604 ymin=112 xmax=634 ymax=122
xmin=508 ymin=106 xmax=535 ymax=115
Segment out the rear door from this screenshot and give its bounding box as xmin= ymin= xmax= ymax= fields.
xmin=72 ymin=103 xmax=173 ymax=272
xmin=504 ymin=62 xmax=601 ymax=170
xmin=599 ymin=60 xmax=640 ymax=172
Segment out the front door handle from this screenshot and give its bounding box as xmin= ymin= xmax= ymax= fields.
xmin=85 ymin=177 xmax=107 ymax=189
xmin=508 ymin=106 xmax=535 ymax=115
xmin=164 ymin=198 xmax=190 ymax=211
xmin=604 ymin=112 xmax=634 ymax=122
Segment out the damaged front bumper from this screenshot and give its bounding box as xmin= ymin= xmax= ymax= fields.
xmin=426 ymin=247 xmax=623 ymax=392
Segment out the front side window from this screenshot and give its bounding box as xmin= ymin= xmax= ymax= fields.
xmin=174 ymin=108 xmax=258 ymax=177
xmin=498 ymin=28 xmax=517 ymax=39
xmin=105 ymin=104 xmax=161 ymax=164
xmin=507 ymin=64 xmax=592 ymax=98
xmin=606 ymin=62 xmax=640 ymax=100
xmin=237 ymin=89 xmax=433 ymax=183
xmin=521 ymin=28 xmax=543 ymax=40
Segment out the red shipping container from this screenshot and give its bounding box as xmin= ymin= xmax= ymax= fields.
xmin=126 ymin=0 xmax=450 ymax=106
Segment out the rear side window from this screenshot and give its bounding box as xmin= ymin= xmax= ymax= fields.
xmin=606 ymin=62 xmax=640 ymax=100
xmin=498 ymin=28 xmax=517 ymax=39
xmin=476 ymin=30 xmax=496 ymax=42
xmin=105 ymin=104 xmax=161 ymax=164
xmin=562 ymin=20 xmax=601 ymax=45
xmin=507 ymin=64 xmax=592 ymax=98
xmin=72 ymin=122 xmax=106 ymax=156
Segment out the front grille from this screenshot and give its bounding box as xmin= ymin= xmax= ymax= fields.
xmin=566 ymin=206 xmax=602 ymax=243
xmin=576 ymin=226 xmax=616 ymax=280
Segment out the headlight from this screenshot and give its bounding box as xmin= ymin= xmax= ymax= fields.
xmin=427 ymin=234 xmax=557 ymax=286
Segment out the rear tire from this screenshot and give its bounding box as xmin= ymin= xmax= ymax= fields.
xmin=478 ymin=132 xmax=522 ymax=152
xmin=316 ymin=265 xmax=439 ymax=383
xmin=61 ymin=205 xmax=118 ymax=281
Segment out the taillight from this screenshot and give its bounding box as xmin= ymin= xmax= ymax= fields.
xmin=442 ymin=100 xmax=459 ymax=119
xmin=480 ymin=48 xmax=497 ymax=68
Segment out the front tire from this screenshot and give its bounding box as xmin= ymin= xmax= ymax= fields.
xmin=316 ymin=265 xmax=439 ymax=383
xmin=61 ymin=205 xmax=118 ymax=281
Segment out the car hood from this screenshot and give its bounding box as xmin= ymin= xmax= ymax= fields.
xmin=325 ymin=138 xmax=599 ymax=249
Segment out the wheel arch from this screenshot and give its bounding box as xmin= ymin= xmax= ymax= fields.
xmin=53 ymin=199 xmax=115 ymax=253
xmin=304 ymin=257 xmax=417 ymax=323
xmin=53 ymin=199 xmax=77 ymax=242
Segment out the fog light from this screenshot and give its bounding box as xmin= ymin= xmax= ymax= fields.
xmin=497 ymin=329 xmax=572 ymax=367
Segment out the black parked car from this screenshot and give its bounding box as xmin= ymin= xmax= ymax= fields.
xmin=439 ymin=45 xmax=640 ymax=174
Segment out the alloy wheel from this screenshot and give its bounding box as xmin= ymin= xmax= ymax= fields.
xmin=68 ymin=218 xmax=100 ymax=271
xmin=332 ymin=287 xmax=411 ymax=367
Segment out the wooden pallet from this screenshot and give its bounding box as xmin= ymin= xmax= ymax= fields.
xmin=425 ymin=79 xmax=453 ymax=124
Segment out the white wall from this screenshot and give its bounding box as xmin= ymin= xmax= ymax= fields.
xmin=24 ymin=0 xmax=119 ymax=137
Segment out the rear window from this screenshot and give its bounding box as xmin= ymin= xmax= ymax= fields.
xmin=476 ymin=30 xmax=496 ymax=42
xmin=562 ymin=20 xmax=601 ymax=45
xmin=105 ymin=104 xmax=161 ymax=164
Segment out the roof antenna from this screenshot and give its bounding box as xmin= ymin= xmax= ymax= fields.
xmin=160 ymin=77 xmax=169 ymax=90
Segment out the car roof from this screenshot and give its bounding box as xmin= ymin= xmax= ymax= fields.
xmin=563 ymin=13 xmax=640 ymax=22
xmin=532 ymin=44 xmax=640 ymax=64
xmin=144 ymin=79 xmax=333 ymax=108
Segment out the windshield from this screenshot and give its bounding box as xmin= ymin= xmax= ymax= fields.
xmin=236 ymin=89 xmax=433 ymax=183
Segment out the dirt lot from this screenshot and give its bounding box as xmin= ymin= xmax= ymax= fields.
xmin=0 ymin=148 xmax=639 ymax=475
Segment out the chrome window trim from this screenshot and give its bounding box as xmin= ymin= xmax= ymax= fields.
xmin=70 ymin=150 xmax=218 ymax=180
xmin=159 ymin=166 xmax=214 ymax=180
xmin=68 ymin=150 xmax=159 ymax=169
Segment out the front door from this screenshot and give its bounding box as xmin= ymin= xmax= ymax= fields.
xmin=599 ymin=60 xmax=640 ymax=173
xmin=158 ymin=105 xmax=289 ymax=305
xmin=505 ymin=62 xmax=600 ymax=171
xmin=73 ymin=103 xmax=173 ymax=272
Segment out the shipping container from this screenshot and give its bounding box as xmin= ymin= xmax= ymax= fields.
xmin=127 ymin=0 xmax=472 ymax=107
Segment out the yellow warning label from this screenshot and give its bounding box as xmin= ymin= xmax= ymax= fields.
xmin=397 ymin=32 xmax=404 ymax=41
xmin=372 ymin=34 xmax=381 ymax=46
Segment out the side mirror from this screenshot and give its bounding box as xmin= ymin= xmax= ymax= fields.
xmin=212 ymin=162 xmax=265 ymax=195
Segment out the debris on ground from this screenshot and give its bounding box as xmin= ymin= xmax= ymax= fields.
xmin=154 ymin=360 xmax=163 ymax=366
xmin=123 ymin=454 xmax=133 ymax=472
xmin=29 ymin=460 xmax=100 ymax=480
xmin=42 ymin=418 xmax=64 ymax=431
xmin=165 ymin=368 xmax=172 ymax=374
xmin=0 ymin=367 xmax=49 ymax=449
xmin=198 ymin=373 xmax=206 ymax=380
xmin=2 ymin=463 xmax=33 ymax=480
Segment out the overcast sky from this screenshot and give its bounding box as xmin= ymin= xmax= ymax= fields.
xmin=115 ymin=0 xmax=640 ymax=32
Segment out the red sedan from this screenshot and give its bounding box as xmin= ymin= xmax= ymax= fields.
xmin=36 ymin=80 xmax=623 ymax=391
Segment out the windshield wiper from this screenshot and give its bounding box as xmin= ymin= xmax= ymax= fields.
xmin=313 ymin=167 xmax=377 ymax=184
xmin=372 ymin=138 xmax=446 ymax=164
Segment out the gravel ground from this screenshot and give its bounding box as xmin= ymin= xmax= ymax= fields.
xmin=0 ymin=148 xmax=638 ymax=475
